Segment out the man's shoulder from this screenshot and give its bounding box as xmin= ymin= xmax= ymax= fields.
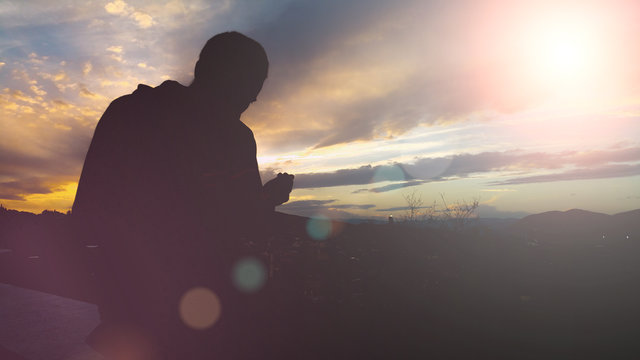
xmin=109 ymin=80 xmax=186 ymax=108
xmin=234 ymin=121 xmax=256 ymax=141
xmin=237 ymin=121 xmax=253 ymax=133
xmin=97 ymin=80 xmax=187 ymax=134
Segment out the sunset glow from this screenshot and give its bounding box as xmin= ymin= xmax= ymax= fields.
xmin=1 ymin=0 xmax=639 ymax=219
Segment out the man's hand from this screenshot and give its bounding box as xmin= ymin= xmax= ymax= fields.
xmin=263 ymin=173 xmax=294 ymax=207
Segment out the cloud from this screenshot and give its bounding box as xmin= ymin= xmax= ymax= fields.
xmin=290 ymin=146 xmax=640 ymax=190
xmin=328 ymin=203 xmax=375 ymax=210
xmin=105 ymin=0 xmax=130 ymax=15
xmin=242 ymin=1 xmax=427 ymax=149
xmin=277 ymin=198 xmax=376 ymax=219
xmin=491 ymin=163 xmax=640 ymax=186
xmin=30 ymin=84 xmax=47 ymax=96
xmin=131 ymin=11 xmax=154 ymax=28
xmin=82 ymin=62 xmax=92 ymax=76
xmin=28 ymin=52 xmax=48 ymax=65
xmin=278 ymin=199 xmax=374 ymax=210
xmin=294 ymin=164 xmax=412 ymax=189
xmin=0 ymin=69 xmax=96 ymax=203
xmin=279 ymin=199 xmax=336 ymax=210
xmin=354 ymin=180 xmax=428 ymax=194
xmin=79 ymin=86 xmax=104 ymax=99
xmin=107 ymin=46 xmax=126 ymax=64
xmin=39 ymin=71 xmax=69 ymax=83
xmin=376 ymin=205 xmax=431 ymax=212
xmin=105 ymin=0 xmax=155 ymax=29
xmin=0 ymin=142 xmax=84 ymax=202
xmin=0 ymin=177 xmax=62 ymax=200
xmin=5 ymin=88 xmax=40 ymax=104
xmin=236 ymin=1 xmax=501 ymax=149
xmin=0 ymin=146 xmax=53 ymax=179
xmin=106 ymin=46 xmax=123 ymax=53
xmin=240 ymin=0 xmax=640 ymax=151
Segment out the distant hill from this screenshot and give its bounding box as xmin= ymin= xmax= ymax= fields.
xmin=0 ymin=206 xmax=69 ymax=253
xmin=2 ymin=205 xmax=638 ymax=249
xmin=612 ymin=208 xmax=640 ymax=226
xmin=513 ymin=208 xmax=639 ymax=238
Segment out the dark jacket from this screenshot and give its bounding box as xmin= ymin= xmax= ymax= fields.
xmin=73 ymin=80 xmax=268 ymax=339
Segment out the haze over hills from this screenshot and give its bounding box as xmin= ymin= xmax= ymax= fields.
xmin=513 ymin=208 xmax=640 ymax=238
xmin=1 ymin=205 xmax=638 ymax=228
xmin=1 ymin=205 xmax=638 ymax=253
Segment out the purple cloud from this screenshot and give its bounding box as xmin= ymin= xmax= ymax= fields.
xmin=288 ymin=146 xmax=640 ymax=191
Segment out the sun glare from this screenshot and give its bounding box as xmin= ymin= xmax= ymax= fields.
xmin=525 ymin=13 xmax=602 ymax=95
xmin=541 ymin=29 xmax=591 ymax=76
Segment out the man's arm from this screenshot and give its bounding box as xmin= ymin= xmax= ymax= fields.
xmin=227 ymin=123 xmax=294 ymax=214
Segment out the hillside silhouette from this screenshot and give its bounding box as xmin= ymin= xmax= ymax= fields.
xmin=2 ymin=205 xmax=640 ymax=358
xmin=512 ymin=208 xmax=640 ymax=238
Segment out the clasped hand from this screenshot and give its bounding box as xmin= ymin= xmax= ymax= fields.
xmin=263 ymin=172 xmax=294 ymax=207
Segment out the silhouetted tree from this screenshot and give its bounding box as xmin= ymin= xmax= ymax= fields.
xmin=402 ymin=190 xmax=424 ymax=223
xmin=439 ymin=193 xmax=479 ymax=230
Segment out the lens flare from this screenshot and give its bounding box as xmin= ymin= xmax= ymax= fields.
xmin=179 ymin=287 xmax=222 ymax=330
xmin=232 ymin=257 xmax=267 ymax=293
xmin=306 ymin=215 xmax=332 ymax=240
xmin=371 ymin=164 xmax=406 ymax=184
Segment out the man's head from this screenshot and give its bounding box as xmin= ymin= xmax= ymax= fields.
xmin=191 ymin=32 xmax=268 ymax=113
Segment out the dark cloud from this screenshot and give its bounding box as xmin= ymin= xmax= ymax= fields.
xmin=436 ymin=151 xmax=563 ymax=178
xmin=0 ymin=193 xmax=24 ymax=201
xmin=376 ymin=205 xmax=432 ymax=212
xmin=79 ymin=86 xmax=97 ymax=98
xmin=354 ymin=180 xmax=428 ymax=194
xmin=278 ymin=199 xmax=336 ymax=210
xmin=491 ymin=163 xmax=640 ymax=186
xmin=254 ymin=0 xmax=400 ymax=79
xmin=3 ymin=128 xmax=90 ymax=169
xmin=294 ymin=164 xmax=412 ymax=189
xmin=241 ymin=0 xmax=491 ymax=149
xmin=257 ymin=128 xmax=333 ymax=154
xmin=0 ymin=125 xmax=90 ymax=201
xmin=0 ymin=146 xmax=55 ymax=178
xmin=277 ymin=198 xmax=371 ymax=219
xmin=290 ymin=147 xmax=640 ymax=190
xmin=329 ymin=203 xmax=376 ymax=210
xmin=278 ymin=199 xmax=375 ymax=211
xmin=0 ymin=176 xmax=63 ymax=200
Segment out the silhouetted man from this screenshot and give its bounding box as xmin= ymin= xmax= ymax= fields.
xmin=72 ymin=32 xmax=294 ymax=359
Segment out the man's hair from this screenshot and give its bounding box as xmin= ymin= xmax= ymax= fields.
xmin=194 ymin=32 xmax=268 ymax=85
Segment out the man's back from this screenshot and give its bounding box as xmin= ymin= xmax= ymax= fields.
xmin=74 ymin=80 xmax=263 ymax=241
xmin=73 ymin=79 xmax=262 ymax=346
xmin=72 ymin=32 xmax=295 ymax=358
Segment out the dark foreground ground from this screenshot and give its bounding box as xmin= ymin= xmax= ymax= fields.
xmin=2 ymin=212 xmax=640 ymax=359
xmin=0 ymin=283 xmax=101 ymax=360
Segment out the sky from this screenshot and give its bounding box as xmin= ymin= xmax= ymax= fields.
xmin=1 ymin=0 xmax=639 ymax=220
